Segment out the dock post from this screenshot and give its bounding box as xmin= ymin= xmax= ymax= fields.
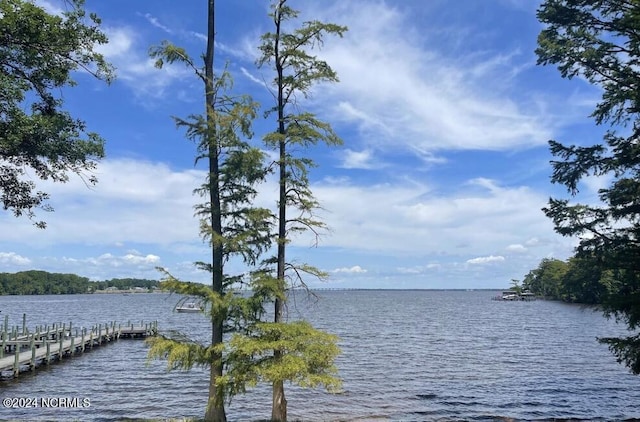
xmin=46 ymin=341 xmax=51 ymax=365
xmin=13 ymin=345 xmax=19 ymax=377
xmin=3 ymin=315 xmax=7 ymax=333
xmin=81 ymin=329 xmax=85 ymax=352
xmin=30 ymin=335 xmax=36 ymax=371
xmin=70 ymin=336 xmax=75 ymax=355
xmin=22 ymin=313 xmax=26 ymax=336
xmin=58 ymin=335 xmax=63 ymax=360
xmin=1 ymin=330 xmax=5 ymax=359
xmin=11 ymin=327 xmax=17 ymax=353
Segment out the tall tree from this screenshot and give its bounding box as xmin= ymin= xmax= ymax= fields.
xmin=536 ymin=0 xmax=640 ymax=373
xmin=146 ymin=1 xmax=271 ymax=420
xmin=0 ymin=0 xmax=113 ymax=228
xmin=256 ymin=1 xmax=346 ymax=420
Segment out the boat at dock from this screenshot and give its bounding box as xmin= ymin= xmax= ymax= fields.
xmin=493 ymin=290 xmax=537 ymax=301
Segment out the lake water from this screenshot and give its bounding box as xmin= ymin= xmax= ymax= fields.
xmin=0 ymin=290 xmax=638 ymax=421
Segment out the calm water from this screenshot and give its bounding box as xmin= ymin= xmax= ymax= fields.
xmin=0 ymin=290 xmax=638 ymax=421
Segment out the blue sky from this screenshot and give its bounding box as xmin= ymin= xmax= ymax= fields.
xmin=0 ymin=0 xmax=607 ymax=288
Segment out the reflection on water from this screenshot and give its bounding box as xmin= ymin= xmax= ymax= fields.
xmin=0 ymin=290 xmax=638 ymax=421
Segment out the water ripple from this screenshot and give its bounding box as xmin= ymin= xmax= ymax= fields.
xmin=0 ymin=291 xmax=638 ymax=421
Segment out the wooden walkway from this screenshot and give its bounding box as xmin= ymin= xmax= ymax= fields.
xmin=0 ymin=317 xmax=157 ymax=378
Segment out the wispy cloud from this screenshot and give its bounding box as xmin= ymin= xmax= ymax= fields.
xmin=306 ymin=1 xmax=556 ymax=157
xmin=337 ymin=149 xmax=380 ymax=170
xmin=467 ymin=255 xmax=506 ymax=265
xmin=96 ymin=26 xmax=193 ymax=102
xmin=333 ymin=265 xmax=367 ymax=274
xmin=141 ymin=12 xmax=173 ymax=34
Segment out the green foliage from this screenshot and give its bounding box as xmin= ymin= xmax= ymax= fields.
xmin=91 ymin=278 xmax=160 ymax=291
xmin=522 ymin=256 xmax=621 ymax=304
xmin=0 ymin=271 xmax=161 ymax=295
xmin=561 ymin=256 xmax=618 ymax=304
xmin=0 ymin=270 xmax=89 ymax=294
xmin=147 ymin=336 xmax=222 ymax=371
xmin=0 ymin=0 xmax=114 ymax=228
xmin=599 ymin=334 xmax=640 ymax=375
xmin=536 ymin=0 xmax=640 ymax=373
xmin=522 ymin=258 xmax=568 ymax=299
xmin=226 ymin=321 xmax=341 ymax=392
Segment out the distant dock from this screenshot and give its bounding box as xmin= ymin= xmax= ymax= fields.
xmin=0 ymin=314 xmax=157 ymax=378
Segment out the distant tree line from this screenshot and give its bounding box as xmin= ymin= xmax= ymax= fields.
xmin=91 ymin=277 xmax=160 ymax=291
xmin=0 ymin=270 xmax=159 ymax=295
xmin=521 ymin=257 xmax=619 ymax=305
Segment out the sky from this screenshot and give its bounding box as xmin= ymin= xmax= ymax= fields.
xmin=0 ymin=0 xmax=609 ymax=289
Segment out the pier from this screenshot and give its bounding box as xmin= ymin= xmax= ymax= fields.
xmin=0 ymin=314 xmax=157 ymax=378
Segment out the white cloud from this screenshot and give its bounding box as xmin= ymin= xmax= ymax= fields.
xmin=97 ymin=26 xmax=192 ymax=101
xmin=0 ymin=158 xmax=575 ymax=286
xmin=506 ymin=244 xmax=528 ymax=253
xmin=97 ymin=26 xmax=135 ymax=58
xmin=525 ymin=237 xmax=542 ymax=246
xmin=55 ymin=252 xmax=164 ymax=280
xmin=309 ymin=1 xmax=554 ymax=154
xmin=397 ymin=264 xmax=441 ymax=274
xmin=307 ymin=177 xmax=565 ymax=259
xmin=333 ymin=265 xmax=367 ymax=274
xmin=240 ymin=67 xmax=265 ymax=85
xmin=142 ymin=13 xmax=173 ymax=34
xmin=338 ymin=149 xmax=379 ymax=170
xmin=123 ymin=253 xmax=161 ymax=265
xmin=0 ymin=252 xmax=31 ymax=266
xmin=467 ymin=255 xmax=506 ymax=264
xmin=0 ymin=159 xmax=204 ymax=248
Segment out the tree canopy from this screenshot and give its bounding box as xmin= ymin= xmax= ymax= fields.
xmin=0 ymin=0 xmax=113 ymax=227
xmin=536 ymin=0 xmax=640 ymax=374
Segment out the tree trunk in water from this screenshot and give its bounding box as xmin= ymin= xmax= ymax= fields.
xmin=205 ymin=362 xmax=226 ymax=422
xmin=271 ymin=378 xmax=287 ymax=422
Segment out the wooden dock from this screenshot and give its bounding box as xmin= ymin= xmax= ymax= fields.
xmin=0 ymin=315 xmax=157 ymax=378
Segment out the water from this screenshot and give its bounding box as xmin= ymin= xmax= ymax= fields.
xmin=0 ymin=290 xmax=638 ymax=421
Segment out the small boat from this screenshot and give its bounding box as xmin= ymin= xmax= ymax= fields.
xmin=176 ymin=298 xmax=203 ymax=313
xmin=176 ymin=302 xmax=202 ymax=313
